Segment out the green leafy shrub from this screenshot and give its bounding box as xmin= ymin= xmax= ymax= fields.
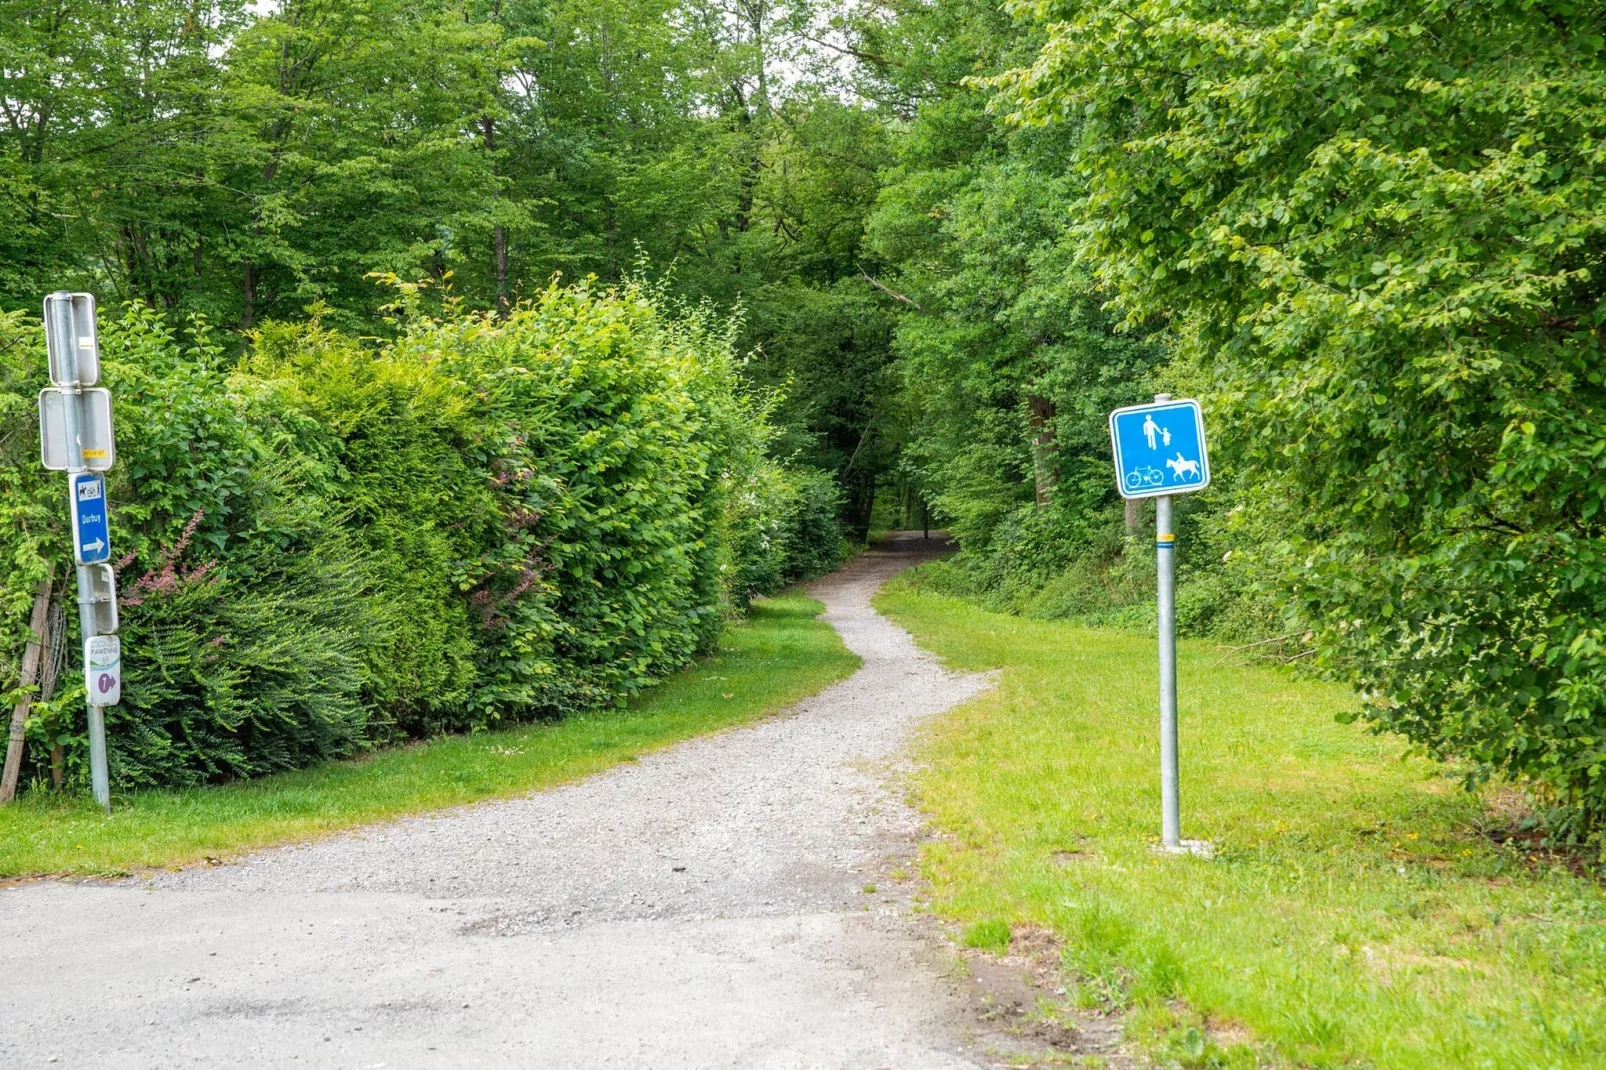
xmin=0 ymin=310 xmax=61 ymax=682
xmin=111 ymin=527 xmax=372 ymax=788
xmin=238 ymin=316 xmax=493 ymax=731
xmin=775 ymin=465 xmax=849 ymax=583
xmin=727 ymin=461 xmax=848 ymax=606
xmin=0 ymin=305 xmax=381 ymax=788
xmin=376 ymin=282 xmax=756 ymax=724
xmin=0 ymin=280 xmax=837 ymax=793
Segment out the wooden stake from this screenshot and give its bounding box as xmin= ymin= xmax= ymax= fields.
xmin=1 ymin=566 xmax=55 ymax=803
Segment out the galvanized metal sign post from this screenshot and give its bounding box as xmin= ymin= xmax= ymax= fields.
xmin=1110 ymin=394 xmax=1211 ymax=856
xmin=39 ymin=292 xmax=120 ymax=811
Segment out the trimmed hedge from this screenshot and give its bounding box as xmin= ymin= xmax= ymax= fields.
xmin=0 ymin=281 xmax=844 ymax=791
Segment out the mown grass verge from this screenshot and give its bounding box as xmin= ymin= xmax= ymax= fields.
xmin=876 ymin=570 xmax=1606 ymax=1070
xmin=0 ymin=592 xmax=857 ymax=879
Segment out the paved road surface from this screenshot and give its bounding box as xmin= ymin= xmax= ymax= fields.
xmin=1 ymin=536 xmax=1001 ymax=1068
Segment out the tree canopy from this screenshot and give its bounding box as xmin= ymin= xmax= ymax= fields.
xmin=992 ymin=0 xmax=1606 ymax=837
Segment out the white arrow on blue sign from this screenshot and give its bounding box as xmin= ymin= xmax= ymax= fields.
xmin=70 ymin=472 xmax=112 ymax=565
xmin=1109 ymin=399 xmax=1211 ymax=500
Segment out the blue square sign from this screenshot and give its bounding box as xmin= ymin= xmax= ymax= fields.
xmin=71 ymin=472 xmax=111 ymax=564
xmin=1109 ymin=399 xmax=1211 ymax=499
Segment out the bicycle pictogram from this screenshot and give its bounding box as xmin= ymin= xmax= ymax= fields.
xmin=1124 ymin=466 xmax=1164 ymax=491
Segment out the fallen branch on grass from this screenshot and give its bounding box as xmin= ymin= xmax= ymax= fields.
xmin=1212 ymin=633 xmax=1309 ymax=667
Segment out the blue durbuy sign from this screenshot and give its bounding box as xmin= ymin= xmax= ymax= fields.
xmin=71 ymin=472 xmax=111 ymax=565
xmin=1109 ymin=399 xmax=1211 ymax=500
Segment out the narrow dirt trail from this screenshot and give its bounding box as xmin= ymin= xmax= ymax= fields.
xmin=1 ymin=536 xmax=1007 ymax=1068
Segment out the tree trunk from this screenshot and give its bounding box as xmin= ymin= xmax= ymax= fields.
xmin=1 ymin=568 xmax=55 ymax=803
xmin=846 ymin=474 xmax=876 ymax=543
xmin=1026 ymin=394 xmax=1058 ymax=507
xmin=605 ymin=203 xmax=617 ymax=282
xmin=1126 ymin=498 xmax=1141 ymax=536
xmin=732 ymin=0 xmax=768 ymax=235
xmin=494 ymin=224 xmax=508 ymax=308
xmin=482 ymin=115 xmax=509 ymax=313
xmin=40 ymin=594 xmax=63 ymax=790
xmin=242 ymin=262 xmax=257 ymax=329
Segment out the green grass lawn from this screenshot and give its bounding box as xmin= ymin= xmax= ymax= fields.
xmin=0 ymin=592 xmax=858 ymax=879
xmin=876 ymin=571 xmax=1606 ymax=1070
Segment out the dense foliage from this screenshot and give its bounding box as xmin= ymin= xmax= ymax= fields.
xmin=0 ymin=283 xmax=840 ymax=789
xmin=990 ymin=0 xmax=1606 ymax=839
xmin=851 ymin=0 xmax=1167 ymax=569
xmin=0 ymin=0 xmax=900 ymax=534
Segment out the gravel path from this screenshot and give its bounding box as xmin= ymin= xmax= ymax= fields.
xmin=0 ymin=536 xmax=1000 ymax=1069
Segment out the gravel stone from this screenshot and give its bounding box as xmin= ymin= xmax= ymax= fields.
xmin=0 ymin=535 xmax=996 ymax=1068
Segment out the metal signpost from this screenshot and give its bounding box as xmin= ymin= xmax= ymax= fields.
xmin=39 ymin=292 xmax=121 ymax=812
xmin=1110 ymin=394 xmax=1211 ymax=856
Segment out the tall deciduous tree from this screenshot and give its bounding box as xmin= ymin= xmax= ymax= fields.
xmin=219 ymin=0 xmax=508 ymax=329
xmin=0 ymin=0 xmax=250 ymax=307
xmin=847 ymin=0 xmax=1165 ymax=548
xmin=0 ymin=0 xmax=907 ymax=535
xmin=996 ymin=0 xmax=1606 ymax=839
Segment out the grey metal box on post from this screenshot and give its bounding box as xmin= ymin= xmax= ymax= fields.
xmin=45 ymin=291 xmax=100 ymax=386
xmin=38 ymin=387 xmax=115 ymax=471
